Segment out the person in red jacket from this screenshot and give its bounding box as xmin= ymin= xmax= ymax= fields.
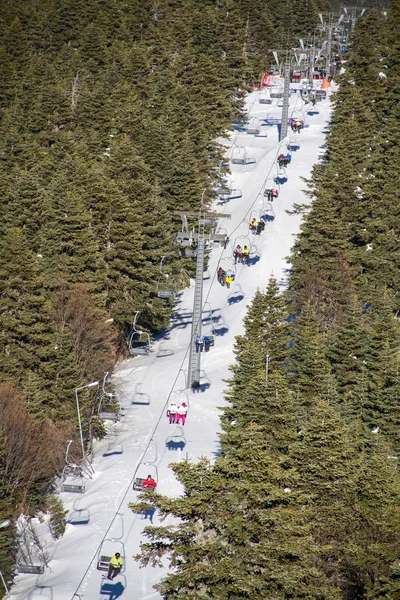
xmin=143 ymin=475 xmax=157 ymax=490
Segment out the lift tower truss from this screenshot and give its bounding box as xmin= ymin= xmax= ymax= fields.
xmin=174 ymin=210 xmax=230 ymax=389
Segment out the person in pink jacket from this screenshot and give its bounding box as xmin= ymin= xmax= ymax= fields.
xmin=176 ymin=402 xmax=188 ymax=425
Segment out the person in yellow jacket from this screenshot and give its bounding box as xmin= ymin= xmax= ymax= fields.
xmin=108 ymin=552 xmax=124 ymax=580
xmin=242 ymin=245 xmax=250 ymax=263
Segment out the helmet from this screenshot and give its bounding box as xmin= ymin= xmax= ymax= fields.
xmin=147 ymin=474 xmax=152 ymax=478
xmin=115 ymin=553 xmax=121 ymax=558
xmin=182 ymin=402 xmax=187 ymax=407
xmin=236 ymin=245 xmax=241 ymax=248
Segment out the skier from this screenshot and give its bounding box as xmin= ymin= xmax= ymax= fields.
xmin=264 ymin=188 xmax=272 ymax=201
xmin=203 ymin=336 xmax=213 ymax=352
xmin=143 ymin=475 xmax=157 ymax=490
xmin=285 ymin=153 xmax=292 ymax=164
xmin=233 ymin=245 xmax=242 ymax=264
xmin=277 ymin=153 xmax=286 ymax=168
xmin=256 ymin=220 xmax=265 ymax=235
xmin=225 ymin=268 xmax=235 ymax=289
xmin=107 ymin=553 xmax=124 ymax=581
xmin=167 ymin=401 xmax=178 ymax=424
xmin=271 ymin=188 xmax=279 ymax=200
xmin=217 ymin=267 xmax=226 ymax=286
xmin=195 ymin=335 xmax=204 ymax=353
xmin=176 ymin=402 xmax=188 ymax=425
xmin=242 ymin=245 xmax=250 ymax=264
xmin=294 ymin=120 xmax=303 ymax=133
xmin=250 ymin=218 xmax=258 ymax=234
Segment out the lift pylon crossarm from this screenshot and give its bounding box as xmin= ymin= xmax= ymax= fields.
xmin=173 ymin=211 xmax=231 ymax=220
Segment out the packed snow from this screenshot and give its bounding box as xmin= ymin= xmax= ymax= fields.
xmin=9 ymin=81 xmax=334 ymax=600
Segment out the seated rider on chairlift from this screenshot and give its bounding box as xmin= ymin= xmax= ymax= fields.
xmin=277 ymin=153 xmax=287 ymax=167
xmin=285 ymin=153 xmax=292 ymax=164
xmin=250 ymin=218 xmax=258 ymax=233
xmin=233 ymin=245 xmax=242 ymax=264
xmin=143 ymin=475 xmax=157 ymax=490
xmin=242 ymin=246 xmax=250 ymax=263
xmin=217 ymin=267 xmax=226 ymax=286
xmin=256 ymin=220 xmax=265 ymax=235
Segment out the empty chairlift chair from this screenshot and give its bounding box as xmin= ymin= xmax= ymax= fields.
xmin=98 ymin=395 xmax=120 ymax=422
xmin=246 ymin=117 xmax=261 ymax=135
xmin=230 ymin=147 xmax=256 ymax=166
xmin=61 ymin=465 xmax=86 ymax=494
xmin=157 ymin=256 xmax=177 ymax=299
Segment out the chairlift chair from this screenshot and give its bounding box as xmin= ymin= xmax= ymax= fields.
xmin=98 ymin=394 xmax=120 ymax=422
xmin=270 ymin=91 xmax=283 ymax=99
xmin=17 ymin=562 xmax=45 ymax=575
xmin=259 ymin=90 xmax=272 ymax=104
xmin=246 ymin=117 xmax=261 ymax=135
xmin=230 ymin=147 xmax=256 ymax=165
xmin=132 ymin=463 xmax=159 ymax=492
xmin=97 ymin=539 xmax=125 ymax=572
xmin=61 ymin=465 xmax=86 ymax=494
xmin=233 ymin=235 xmax=252 ymax=264
xmin=157 ymin=274 xmax=176 ymax=299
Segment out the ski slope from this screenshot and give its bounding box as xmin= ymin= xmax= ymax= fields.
xmin=9 ymin=83 xmax=333 ymax=600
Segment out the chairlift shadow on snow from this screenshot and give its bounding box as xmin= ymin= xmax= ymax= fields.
xmin=103 ymin=442 xmax=123 ymax=457
xmin=263 ymin=213 xmax=275 ymax=222
xmin=156 ymin=341 xmax=174 ymax=358
xmin=68 ymin=508 xmax=90 ymax=526
xmin=247 ymin=254 xmax=260 ymax=266
xmin=28 ymin=586 xmax=53 ymax=600
xmin=214 ymin=325 xmax=229 ymax=337
xmin=228 ymin=284 xmax=244 ymax=305
xmin=100 ymin=579 xmax=125 ymax=599
xmin=141 ymin=506 xmax=156 ymax=523
xmin=131 ymin=383 xmax=151 ymax=406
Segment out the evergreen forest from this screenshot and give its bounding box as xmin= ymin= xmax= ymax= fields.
xmin=0 ymin=0 xmax=398 ymax=597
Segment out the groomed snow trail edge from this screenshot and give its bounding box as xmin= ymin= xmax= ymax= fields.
xmin=10 ymin=85 xmax=333 ymax=600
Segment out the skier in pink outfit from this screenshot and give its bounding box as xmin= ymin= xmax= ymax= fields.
xmin=176 ymin=402 xmax=188 ymax=425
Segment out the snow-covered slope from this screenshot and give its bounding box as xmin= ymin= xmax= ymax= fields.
xmin=9 ymin=84 xmax=333 ymax=600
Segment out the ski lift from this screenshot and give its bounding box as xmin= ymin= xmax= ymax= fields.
xmin=98 ymin=372 xmax=120 ymax=421
xmin=132 ymin=462 xmax=159 ymax=492
xmin=246 ymin=117 xmax=261 ymax=135
xmin=128 ymin=311 xmax=151 ymax=356
xmin=230 ymin=146 xmax=256 ymax=165
xmin=61 ymin=464 xmax=86 ymax=493
xmin=96 ymin=539 xmax=125 ymax=572
xmin=157 ymin=256 xmax=177 ymax=299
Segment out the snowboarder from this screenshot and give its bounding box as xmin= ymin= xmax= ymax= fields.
xmin=217 ymin=267 xmax=226 ymax=286
xmin=250 ymin=218 xmax=258 ymax=234
xmin=233 ymin=245 xmax=242 ymax=264
xmin=143 ymin=475 xmax=157 ymax=490
xmin=176 ymin=402 xmax=188 ymax=425
xmin=167 ymin=401 xmax=178 ymax=424
xmin=256 ymin=220 xmax=265 ymax=235
xmin=107 ymin=553 xmax=124 ymax=580
xmin=195 ymin=335 xmax=204 ymax=353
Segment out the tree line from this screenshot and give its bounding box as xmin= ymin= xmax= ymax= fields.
xmin=131 ymin=5 xmax=400 ymax=600
xmin=0 ymin=0 xmax=326 ymax=590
